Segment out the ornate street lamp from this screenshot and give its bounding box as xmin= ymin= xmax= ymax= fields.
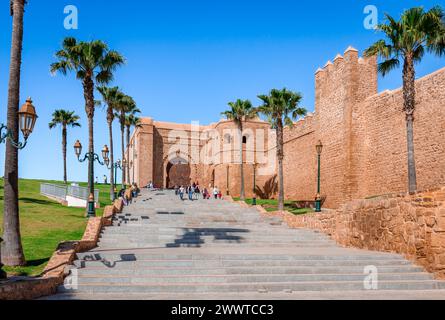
xmin=0 ymin=98 xmax=38 ymax=279
xmin=315 ymin=140 xmax=323 ymax=212
xmin=1 ymin=98 xmax=38 ymax=149
xmin=74 ymin=140 xmax=109 ymax=218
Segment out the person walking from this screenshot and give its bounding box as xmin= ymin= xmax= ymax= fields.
xmin=202 ymin=188 xmax=209 ymax=200
xmin=188 ymin=185 xmax=195 ymax=201
xmin=179 ymin=186 xmax=185 ymax=201
xmin=213 ymin=186 xmax=219 ymax=200
xmin=194 ymin=184 xmax=201 ymax=200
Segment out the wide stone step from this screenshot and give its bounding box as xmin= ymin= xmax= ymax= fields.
xmin=73 ymin=259 xmax=414 ymax=269
xmin=42 ymin=289 xmax=445 ymax=300
xmin=75 ymin=252 xmax=405 ymax=261
xmin=111 ymin=222 xmax=284 ymax=227
xmin=76 ymin=265 xmax=425 ymax=276
xmin=99 ymin=234 xmax=329 ymax=241
xmin=98 ymin=235 xmax=332 ymax=242
xmin=102 ymin=227 xmax=309 ymax=235
xmin=57 ymin=280 xmax=445 ymax=293
xmin=97 ymin=238 xmax=335 ymax=244
xmin=96 ymin=242 xmax=338 ymax=249
xmin=102 ymin=226 xmax=317 ymax=232
xmin=48 ymin=190 xmax=445 ymax=300
xmin=74 ymin=273 xmax=433 ymax=284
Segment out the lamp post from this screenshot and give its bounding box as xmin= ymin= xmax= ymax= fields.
xmin=0 ymin=98 xmax=38 ymax=279
xmin=129 ymin=160 xmax=134 ymax=185
xmin=315 ymin=140 xmax=323 ymax=213
xmin=252 ymin=162 xmax=258 ymax=206
xmin=121 ymin=158 xmax=127 ymax=188
xmin=106 ymin=159 xmax=124 ymax=200
xmin=74 ymin=141 xmax=109 ymax=218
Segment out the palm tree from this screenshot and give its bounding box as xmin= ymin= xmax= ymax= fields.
xmin=364 ymin=6 xmax=445 ymax=194
xmin=98 ymin=86 xmax=125 ymax=199
xmin=125 ymin=113 xmax=141 ymax=184
xmin=114 ymin=95 xmax=138 ymax=185
xmin=2 ymin=0 xmax=28 ymax=267
xmin=49 ymin=110 xmax=81 ymax=184
xmin=221 ymin=99 xmax=257 ymax=200
xmin=257 ymin=89 xmax=307 ymax=211
xmin=51 ymin=38 xmax=125 ymax=206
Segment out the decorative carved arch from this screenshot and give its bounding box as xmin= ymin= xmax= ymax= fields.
xmin=162 ymin=151 xmax=198 ymax=188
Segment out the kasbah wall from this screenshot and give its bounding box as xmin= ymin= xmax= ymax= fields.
xmin=129 ymin=45 xmax=445 ymax=209
xmin=283 ymin=46 xmax=445 ymax=208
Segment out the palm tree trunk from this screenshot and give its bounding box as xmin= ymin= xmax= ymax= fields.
xmin=120 ymin=112 xmax=125 ymax=186
xmin=403 ymin=55 xmax=417 ymax=194
xmin=276 ymin=120 xmax=285 ymax=211
xmin=83 ymin=76 xmax=95 ymax=212
xmin=2 ymin=0 xmax=26 ymax=267
xmin=107 ymin=111 xmax=115 ymax=200
xmin=62 ymin=125 xmax=67 ymax=184
xmin=126 ymin=125 xmax=131 ymax=185
xmin=239 ymin=122 xmax=245 ymax=200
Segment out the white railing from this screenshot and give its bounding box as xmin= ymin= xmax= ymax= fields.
xmin=68 ymin=185 xmax=100 ymax=202
xmin=40 ymin=183 xmax=99 ymax=204
xmin=40 ymin=183 xmax=67 ymax=201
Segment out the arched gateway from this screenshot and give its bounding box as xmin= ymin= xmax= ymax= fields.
xmin=166 ymin=157 xmax=191 ymax=188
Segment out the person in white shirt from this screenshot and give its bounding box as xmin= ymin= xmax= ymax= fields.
xmin=213 ymin=186 xmax=219 ymax=199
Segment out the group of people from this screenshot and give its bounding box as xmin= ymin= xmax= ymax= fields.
xmin=175 ymin=183 xmax=222 ymax=201
xmin=118 ymin=183 xmax=140 ymax=206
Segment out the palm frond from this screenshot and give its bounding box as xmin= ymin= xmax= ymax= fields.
xmin=257 ymin=88 xmax=306 ymax=129
xmin=378 ymin=58 xmax=400 ymax=76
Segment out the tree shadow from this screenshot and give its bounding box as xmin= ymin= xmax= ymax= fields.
xmin=80 ymin=253 xmax=137 ymax=268
xmin=26 ymin=258 xmax=50 ymax=267
xmin=19 ymin=197 xmax=58 ymax=206
xmin=166 ymin=227 xmax=249 ymax=248
xmin=255 ymin=175 xmax=278 ymax=200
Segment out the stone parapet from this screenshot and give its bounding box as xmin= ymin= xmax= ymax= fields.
xmin=259 ymin=188 xmax=445 ymax=279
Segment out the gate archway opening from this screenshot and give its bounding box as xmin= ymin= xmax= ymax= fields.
xmin=166 ymin=157 xmax=191 ymax=189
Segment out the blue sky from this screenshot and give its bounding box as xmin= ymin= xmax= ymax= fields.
xmin=0 ymin=0 xmax=444 ymax=182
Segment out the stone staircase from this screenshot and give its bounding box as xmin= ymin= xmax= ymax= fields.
xmin=45 ymin=190 xmax=445 ymax=300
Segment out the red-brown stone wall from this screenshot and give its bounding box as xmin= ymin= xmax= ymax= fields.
xmin=267 ymin=188 xmax=445 ymax=279
xmin=282 ymin=115 xmax=317 ymax=201
xmin=131 ymin=47 xmax=445 ymax=208
xmin=282 ymin=47 xmax=445 ymax=208
xmin=356 ymin=67 xmax=445 ymax=199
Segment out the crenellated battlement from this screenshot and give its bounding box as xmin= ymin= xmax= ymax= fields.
xmin=283 ymin=112 xmax=316 ymax=143
xmin=315 ymin=46 xmax=377 ymax=111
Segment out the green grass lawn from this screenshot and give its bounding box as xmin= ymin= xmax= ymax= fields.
xmin=234 ymin=198 xmax=314 ymax=215
xmin=0 ymin=178 xmax=112 ymax=277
